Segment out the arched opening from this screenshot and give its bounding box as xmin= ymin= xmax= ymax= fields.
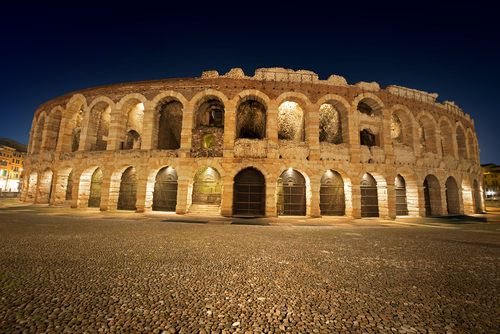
xmin=395 ymin=175 xmax=409 ymax=216
xmin=44 ymin=110 xmax=62 ymax=151
xmin=236 ymin=99 xmax=266 ymax=139
xmin=361 ymin=173 xmax=379 ymax=217
xmin=117 ymin=167 xmax=137 ymax=210
xmin=445 ymin=176 xmax=460 ymax=215
xmin=88 ymin=168 xmax=103 ymax=208
xmin=32 ymin=115 xmax=45 ymax=154
xmin=65 ymin=171 xmax=73 ymax=200
xmin=36 ymin=168 xmax=54 ymax=204
xmin=456 ymin=126 xmax=467 ymax=159
xmin=152 ymin=166 xmax=178 ymax=211
xmin=26 ymin=172 xmax=38 ymax=201
xmin=391 ymin=114 xmax=403 ymax=143
xmin=192 ymin=167 xmax=222 ymax=205
xmin=120 ymin=101 xmax=144 ymax=150
xmin=233 ymin=167 xmax=266 ymax=216
xmin=277 ymin=169 xmax=306 ymax=216
xmin=360 ymin=129 xmax=377 ymax=147
xmin=319 ymin=103 xmax=344 ymax=144
xmin=192 ymin=98 xmax=225 ymax=157
xmin=123 ymin=130 xmax=141 ymax=150
xmin=423 ymin=175 xmax=441 ymax=216
xmin=278 ymin=101 xmax=304 ymax=141
xmin=439 ymin=119 xmax=453 ymax=157
xmin=71 ymin=108 xmax=84 ymax=152
xmin=473 ymin=180 xmax=481 ymax=213
xmin=157 ymin=100 xmax=183 ymax=150
xmin=418 ymin=115 xmax=438 ymax=154
xmin=86 ymin=102 xmax=111 ymax=151
xmin=320 ymin=170 xmax=345 ymax=216
xmin=467 ymin=130 xmax=475 ymax=160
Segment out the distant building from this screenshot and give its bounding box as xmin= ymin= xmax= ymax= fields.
xmin=0 ymin=144 xmax=26 ymax=192
xmin=482 ymin=163 xmax=500 ymax=201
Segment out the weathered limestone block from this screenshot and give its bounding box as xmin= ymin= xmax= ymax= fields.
xmin=442 ymin=155 xmax=459 ymax=170
xmin=326 ymin=75 xmax=348 ymax=86
xmin=222 ymin=68 xmax=247 ymax=79
xmin=278 ymin=140 xmax=309 ymax=160
xmin=191 ymin=127 xmax=223 ymax=157
xmin=234 ymin=139 xmax=268 ymax=158
xmin=355 ymin=81 xmax=380 ymax=92
xmin=201 ymin=70 xmax=219 ymax=78
xmin=393 ymin=144 xmax=416 ymax=165
xmin=320 ymin=142 xmax=350 ymax=161
xmin=254 ymin=68 xmax=319 ymax=82
xmin=360 ymin=145 xmax=385 ymax=163
xmin=417 ymin=152 xmax=441 ymax=168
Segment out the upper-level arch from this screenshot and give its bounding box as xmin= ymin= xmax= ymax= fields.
xmin=390 ymin=104 xmax=414 ymax=148
xmin=352 ymin=93 xmax=384 ymax=116
xmin=43 ymin=106 xmax=64 ymax=151
xmin=455 ymin=122 xmax=467 ymax=160
xmin=84 ymin=96 xmax=115 ymax=151
xmin=235 ymin=90 xmax=270 ymax=140
xmin=438 ymin=116 xmax=454 ymax=157
xmin=416 ymin=111 xmax=438 ymax=154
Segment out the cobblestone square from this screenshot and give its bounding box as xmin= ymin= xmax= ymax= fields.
xmin=0 ymin=208 xmax=499 ymax=333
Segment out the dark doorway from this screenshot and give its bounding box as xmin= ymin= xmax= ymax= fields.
xmin=395 ymin=175 xmax=409 ymax=216
xmin=423 ymin=175 xmax=441 ymax=216
xmin=158 ymin=101 xmax=183 ymax=149
xmin=117 ymin=167 xmax=137 ymax=210
xmin=233 ymin=168 xmax=266 ymax=216
xmin=361 ymin=173 xmax=379 ymax=217
xmin=152 ymin=167 xmax=178 ymax=211
xmin=88 ymin=168 xmax=103 ymax=208
xmin=236 ymin=100 xmax=266 ymax=139
xmin=320 ymin=170 xmax=345 ymax=216
xmin=277 ymin=169 xmax=306 ymax=216
xmin=445 ymin=176 xmax=460 ymax=214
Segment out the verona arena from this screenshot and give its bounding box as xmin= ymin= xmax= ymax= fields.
xmin=21 ymin=67 xmax=484 ymax=218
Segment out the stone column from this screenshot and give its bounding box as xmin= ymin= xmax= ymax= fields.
xmin=306 ymin=104 xmax=320 ymax=161
xmin=386 ymin=184 xmax=396 ymax=219
xmin=351 ymin=178 xmax=361 ymax=218
xmin=107 ymin=107 xmax=126 ymax=151
xmin=223 ymin=100 xmax=236 ymax=158
xmin=220 ymin=173 xmax=234 ymax=216
xmin=417 ymin=185 xmax=426 ymax=217
xmin=266 ymin=101 xmax=278 ymax=159
xmin=265 ymin=178 xmax=277 ymax=217
xmin=309 ymin=175 xmax=321 ymax=217
xmin=141 ymin=102 xmax=156 ymax=150
xmin=179 ymin=101 xmax=194 ymax=158
xmin=175 ymin=177 xmax=190 ymax=214
xmin=55 ymin=118 xmax=68 ymax=153
xmin=348 ymin=107 xmax=361 ymax=163
xmin=79 ymin=107 xmax=92 ymax=151
xmin=50 ymin=170 xmax=67 ymax=206
xmin=440 ymin=185 xmax=448 ymax=216
xmin=99 ymin=171 xmax=113 ymax=211
xmin=135 ymin=173 xmax=149 ymax=213
xmin=381 ymin=108 xmax=394 ymax=164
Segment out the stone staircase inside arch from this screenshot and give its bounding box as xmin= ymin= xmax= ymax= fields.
xmin=188 ymin=204 xmax=220 ymax=215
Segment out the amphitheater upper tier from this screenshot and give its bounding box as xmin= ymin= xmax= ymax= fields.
xmin=22 ymin=67 xmax=484 ymax=218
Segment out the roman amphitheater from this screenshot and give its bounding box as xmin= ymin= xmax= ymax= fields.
xmin=21 ymin=68 xmax=484 ymax=218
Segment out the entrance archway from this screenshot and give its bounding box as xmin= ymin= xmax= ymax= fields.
xmin=88 ymin=168 xmax=103 ymax=208
xmin=395 ymin=175 xmax=409 ymax=216
xmin=423 ymin=175 xmax=441 ymax=216
xmin=117 ymin=167 xmax=137 ymax=210
xmin=473 ymin=180 xmax=481 ymax=213
xmin=233 ymin=167 xmax=265 ymax=216
xmin=445 ymin=176 xmax=460 ymax=215
xmin=320 ymin=170 xmax=345 ymax=216
xmin=361 ymin=173 xmax=379 ymax=217
xmin=152 ymin=167 xmax=178 ymax=211
xmin=37 ymin=168 xmax=54 ymax=204
xmin=277 ymin=169 xmax=306 ymax=216
xmin=192 ymin=167 xmax=222 ymax=205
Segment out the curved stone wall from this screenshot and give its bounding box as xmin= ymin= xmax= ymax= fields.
xmin=21 ymin=68 xmax=484 ymax=218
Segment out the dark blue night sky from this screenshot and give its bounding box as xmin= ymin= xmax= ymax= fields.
xmin=1 ymin=1 xmax=498 ymax=163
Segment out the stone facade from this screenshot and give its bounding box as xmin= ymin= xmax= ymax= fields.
xmin=21 ymin=67 xmax=484 ymax=218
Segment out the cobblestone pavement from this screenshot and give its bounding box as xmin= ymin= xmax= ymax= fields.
xmin=0 ymin=207 xmax=499 ymax=333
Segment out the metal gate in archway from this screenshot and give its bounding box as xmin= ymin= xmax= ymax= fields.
xmin=361 ymin=173 xmax=379 ymax=217
xmin=233 ymin=168 xmax=266 ymax=216
xmin=395 ymin=175 xmax=409 ymax=216
xmin=320 ymin=170 xmax=345 ymax=216
xmin=88 ymin=168 xmax=103 ymax=208
xmin=152 ymin=167 xmax=178 ymax=212
xmin=192 ymin=167 xmax=222 ymax=205
xmin=277 ymin=169 xmax=306 ymax=216
xmin=117 ymin=167 xmax=137 ymax=210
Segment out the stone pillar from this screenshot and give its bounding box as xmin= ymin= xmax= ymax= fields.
xmin=55 ymin=117 xmax=68 ymax=153
xmin=351 ymin=178 xmax=361 ymax=218
xmin=266 ymin=101 xmax=279 ymax=159
xmin=223 ymin=100 xmax=236 ymax=158
xmin=135 ymin=174 xmax=148 ymax=213
xmin=99 ymin=171 xmax=113 ymax=211
xmin=50 ymin=170 xmax=68 ymax=206
xmin=306 ymin=104 xmax=320 ymax=161
xmin=179 ymin=101 xmax=194 ymax=158
xmin=386 ymin=184 xmax=396 ymax=219
xmin=457 ymin=184 xmax=465 ymax=215
xmin=107 ymin=108 xmax=126 ymax=151
xmin=265 ymin=178 xmax=277 ymax=217
xmin=440 ymin=185 xmax=448 ymax=216
xmin=220 ymin=173 xmax=234 ymax=216
xmin=175 ymin=177 xmax=190 ymax=214
xmin=348 ymin=107 xmax=361 ymax=163
xmin=381 ymin=108 xmax=394 ymax=164
xmin=309 ymin=175 xmax=321 ymax=217
xmin=79 ymin=107 xmax=92 ymax=151
xmin=417 ymin=185 xmax=426 ymax=217
xmin=141 ymin=103 xmax=156 ymax=150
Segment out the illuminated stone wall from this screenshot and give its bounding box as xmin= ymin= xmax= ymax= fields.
xmin=22 ymin=68 xmax=484 ymax=218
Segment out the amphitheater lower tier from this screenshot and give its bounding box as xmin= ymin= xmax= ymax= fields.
xmin=21 ymin=149 xmax=483 ymax=218
xmin=21 ymin=68 xmax=484 ymax=218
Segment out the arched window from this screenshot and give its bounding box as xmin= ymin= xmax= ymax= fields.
xmin=456 ymin=126 xmax=467 ymax=159
xmin=157 ymin=101 xmax=183 ymax=149
xmin=360 ymin=129 xmax=377 ymax=147
xmin=319 ymin=103 xmax=342 ymax=144
xmin=32 ymin=115 xmax=45 ymax=154
xmin=278 ymin=101 xmax=304 ymax=141
xmin=121 ymin=101 xmax=144 ymax=150
xmin=439 ymin=120 xmax=453 ymax=157
xmin=192 ymin=98 xmax=225 ymax=157
xmin=44 ymin=110 xmax=62 ymax=151
xmin=72 ymin=108 xmax=84 ymax=152
xmin=236 ymin=99 xmax=266 ymax=139
xmin=87 ymin=102 xmax=111 ymax=151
